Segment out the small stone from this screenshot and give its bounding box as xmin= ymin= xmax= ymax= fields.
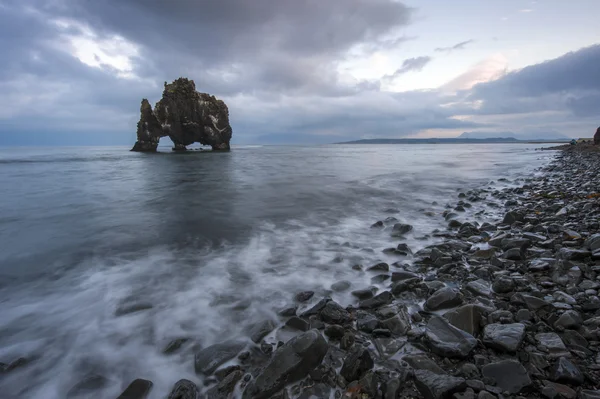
xmin=466 ymin=280 xmax=491 ymax=297
xmin=167 ymin=379 xmax=200 ymax=399
xmin=515 ymin=309 xmax=531 ymax=322
xmin=324 ymin=325 xmax=345 ymax=340
xmin=295 ymin=291 xmax=314 ymax=302
xmin=367 ymin=262 xmax=390 ymax=272
xmin=550 ymin=357 xmax=583 ymax=385
xmin=331 ymin=281 xmax=351 ymax=292
xmin=320 ymin=301 xmax=351 ymax=324
xmin=351 ymin=288 xmax=375 ymax=300
xmin=392 ymin=223 xmax=413 ymax=235
xmin=482 ymin=323 xmax=526 ymax=353
xmin=492 ymin=276 xmax=515 ymax=294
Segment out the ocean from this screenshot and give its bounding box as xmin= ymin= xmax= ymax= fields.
xmin=0 ymin=144 xmax=554 ymax=398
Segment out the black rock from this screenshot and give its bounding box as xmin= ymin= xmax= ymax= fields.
xmin=371 ymin=221 xmax=384 ymax=228
xmin=444 ymin=304 xmax=485 ymax=336
xmin=295 ymin=291 xmax=315 ymax=302
xmin=357 ymin=311 xmax=379 ymax=333
xmin=492 ymin=276 xmax=515 ymax=294
xmin=367 ymin=262 xmax=390 ymax=272
xmin=324 ymin=325 xmax=345 ymax=339
xmin=424 ymin=316 xmax=477 ymax=358
xmin=550 ymin=357 xmax=584 ymax=385
xmin=167 ymin=379 xmax=201 ymax=399
xmin=162 ymin=338 xmax=189 ymax=354
xmin=481 ymin=360 xmax=531 ymax=394
xmin=206 ymin=370 xmax=244 ymax=399
xmin=131 ymin=78 xmax=232 ymax=152
xmin=392 ymin=223 xmax=413 ymax=235
xmin=351 ymin=288 xmax=375 ymax=300
xmin=242 ymin=330 xmax=328 ymax=399
xmin=194 ymin=340 xmax=246 ymax=375
xmin=320 ymin=301 xmax=351 ymax=324
xmin=299 ymin=298 xmax=330 ymax=318
xmin=425 ymin=287 xmax=463 ymax=311
xmin=116 ymin=379 xmax=153 ymax=399
xmin=247 ymin=319 xmax=276 ymax=343
xmin=359 ymin=291 xmax=393 ymax=309
xmin=413 ymin=370 xmax=467 ymax=399
xmin=482 ymin=323 xmax=525 ymax=353
xmin=340 ymin=345 xmax=374 ymax=382
xmin=286 ymin=316 xmax=310 ymax=332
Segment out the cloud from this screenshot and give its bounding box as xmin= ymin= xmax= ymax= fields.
xmin=519 ymin=9 xmax=533 ymax=13
xmin=383 ymin=56 xmax=432 ymax=81
xmin=442 ymin=54 xmax=508 ymax=92
xmin=435 ymin=39 xmax=474 ymax=53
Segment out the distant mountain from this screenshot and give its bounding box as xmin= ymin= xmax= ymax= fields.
xmin=337 ymin=136 xmax=569 ymax=145
xmin=459 ymin=131 xmax=570 ymax=141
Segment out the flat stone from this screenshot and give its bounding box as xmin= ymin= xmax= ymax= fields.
xmin=425 ymin=316 xmax=477 ymax=358
xmin=536 ymin=333 xmax=569 ymax=358
xmin=482 ymin=323 xmax=526 ymax=353
xmin=481 ymin=360 xmax=531 ymax=394
xmin=299 ymin=298 xmax=330 ymax=318
xmin=359 ymin=291 xmax=393 ymax=309
xmin=550 ymin=357 xmax=583 ymax=385
xmin=242 ymin=330 xmax=328 ymax=399
xmin=466 ymin=280 xmax=491 ymax=297
xmin=403 ymin=354 xmax=445 ymax=374
xmin=195 ymin=340 xmax=246 ymax=375
xmin=579 ymin=390 xmax=600 ymax=399
xmin=542 ymin=381 xmax=576 ymax=399
xmin=425 ymin=287 xmax=463 ymax=311
xmin=414 ymin=370 xmax=467 ymax=399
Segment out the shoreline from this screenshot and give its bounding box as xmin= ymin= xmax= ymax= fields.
xmin=185 ymin=145 xmax=599 ymax=398
xmin=3 ymin=146 xmax=599 ymax=398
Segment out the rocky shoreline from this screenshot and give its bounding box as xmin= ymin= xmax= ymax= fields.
xmin=5 ymin=146 xmax=600 ymax=399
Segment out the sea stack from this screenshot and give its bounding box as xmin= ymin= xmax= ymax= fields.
xmin=131 ymin=78 xmax=232 ymax=152
xmin=594 ymin=126 xmax=600 ymax=145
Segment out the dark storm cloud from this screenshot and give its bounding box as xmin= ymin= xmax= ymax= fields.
xmin=468 ymin=44 xmax=600 ymax=117
xmin=35 ymin=0 xmax=414 ymax=96
xmin=435 ymin=39 xmax=474 ymax=53
xmin=384 ymin=56 xmax=432 ymax=81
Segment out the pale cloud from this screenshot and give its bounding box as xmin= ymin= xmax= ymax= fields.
xmin=435 ymin=40 xmax=474 ymax=53
xmin=442 ymin=54 xmax=508 ymax=92
xmin=519 ymin=9 xmax=533 ymax=13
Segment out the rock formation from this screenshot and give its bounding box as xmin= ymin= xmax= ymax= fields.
xmin=131 ymin=78 xmax=232 ymax=152
xmin=594 ymin=126 xmax=600 ymax=145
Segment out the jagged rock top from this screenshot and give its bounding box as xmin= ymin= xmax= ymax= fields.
xmin=131 ymin=78 xmax=232 ymax=152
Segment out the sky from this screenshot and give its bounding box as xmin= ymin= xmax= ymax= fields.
xmin=0 ymin=0 xmax=599 ymax=146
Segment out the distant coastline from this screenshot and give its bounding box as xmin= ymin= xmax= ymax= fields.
xmin=335 ymin=138 xmax=571 ymax=145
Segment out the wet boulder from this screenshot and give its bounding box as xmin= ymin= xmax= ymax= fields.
xmin=195 ymin=340 xmax=246 ymax=375
xmin=424 ymin=316 xmax=477 ymax=358
xmin=482 ymin=360 xmax=531 ymax=394
xmin=425 ymin=287 xmax=463 ymax=311
xmin=340 ymin=345 xmax=374 ymax=382
xmin=482 ymin=323 xmax=525 ymax=352
xmin=242 ymin=330 xmax=327 ymax=399
xmin=413 ymin=370 xmax=466 ymax=399
xmin=167 ymin=379 xmax=201 ymax=399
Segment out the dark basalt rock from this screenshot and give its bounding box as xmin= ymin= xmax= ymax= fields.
xmin=167 ymin=379 xmax=201 ymax=399
xmin=414 ymin=370 xmax=466 ymax=399
xmin=482 ymin=360 xmax=531 ymax=394
xmin=116 ymin=379 xmax=153 ymax=399
xmin=424 ymin=316 xmax=477 ymax=358
xmin=242 ymin=330 xmax=328 ymax=399
xmin=131 ymin=78 xmax=232 ymax=152
xmin=340 ymin=345 xmax=374 ymax=382
xmin=194 ymin=340 xmax=246 ymax=375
